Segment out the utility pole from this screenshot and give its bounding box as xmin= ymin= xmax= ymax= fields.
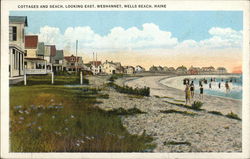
xmin=75 ymin=40 xmax=78 ymax=73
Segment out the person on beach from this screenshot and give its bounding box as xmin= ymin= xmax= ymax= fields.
xmin=218 ymin=82 xmax=221 ymax=89
xmin=225 ymin=81 xmax=230 ymax=93
xmin=190 ymin=81 xmax=195 ymax=99
xmin=209 ymin=83 xmax=212 ymax=89
xmin=199 ymin=84 xmax=204 ymax=100
xmin=185 ymin=84 xmax=191 ymax=105
xmin=199 ymin=80 xmax=202 ymax=87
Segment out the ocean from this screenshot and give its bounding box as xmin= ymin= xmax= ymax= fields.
xmin=186 ymin=75 xmax=242 ymax=100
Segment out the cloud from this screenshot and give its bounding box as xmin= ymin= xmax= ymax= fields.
xmin=177 ymin=27 xmax=242 ymax=49
xmin=36 ymin=24 xmax=242 ymax=52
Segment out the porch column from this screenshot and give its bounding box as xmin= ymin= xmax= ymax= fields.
xmin=9 ymin=48 xmax=13 ymax=77
xmin=45 ymin=60 xmax=47 ymax=72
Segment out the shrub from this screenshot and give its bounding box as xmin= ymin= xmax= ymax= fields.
xmin=191 ymin=101 xmax=203 ymax=110
xmin=108 ymin=74 xmax=124 ymax=82
xmin=208 ymin=111 xmax=223 ymax=116
xmin=225 ymin=111 xmax=241 ymax=121
xmin=163 ymin=141 xmax=191 ymax=146
xmin=108 ymin=82 xmax=150 ymax=96
xmin=160 ymin=109 xmax=197 ymax=116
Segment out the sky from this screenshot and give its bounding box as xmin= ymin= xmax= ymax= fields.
xmin=10 ymin=11 xmax=243 ymax=73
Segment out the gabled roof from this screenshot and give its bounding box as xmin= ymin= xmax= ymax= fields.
xmin=50 ymin=45 xmax=56 ymax=57
xmin=37 ymin=42 xmax=45 ymax=56
xmin=25 ymin=35 xmax=38 ymax=48
xmin=64 ymin=55 xmax=82 ymax=62
xmin=9 ymin=16 xmax=28 ymax=26
xmin=54 ymin=50 xmax=64 ymax=60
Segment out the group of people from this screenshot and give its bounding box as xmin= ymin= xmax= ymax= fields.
xmin=184 ymin=80 xmax=203 ymax=105
xmin=183 ymin=77 xmax=232 ymax=105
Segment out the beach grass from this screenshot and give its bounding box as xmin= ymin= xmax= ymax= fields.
xmin=173 ymin=99 xmax=185 ymax=103
xmin=108 ymin=82 xmax=150 ymax=96
xmin=163 ymin=141 xmax=191 ymax=146
xmin=106 ymin=107 xmax=146 ymax=116
xmin=225 ymin=112 xmax=241 ymax=121
xmin=208 ymin=111 xmax=224 ymax=116
xmin=160 ymin=109 xmax=197 ymax=116
xmin=10 ymin=75 xmax=155 ymax=152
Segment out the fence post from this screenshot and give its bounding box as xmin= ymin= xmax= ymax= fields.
xmin=52 ymin=72 xmax=54 ymax=84
xmin=24 ymin=70 xmax=27 ymax=86
xmin=80 ymin=71 xmax=83 ymax=85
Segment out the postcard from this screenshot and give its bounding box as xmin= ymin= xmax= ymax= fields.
xmin=1 ymin=0 xmax=250 ymax=158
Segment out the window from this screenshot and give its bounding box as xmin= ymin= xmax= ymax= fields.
xmin=9 ymin=26 xmax=17 ymax=41
xmin=71 ymin=63 xmax=74 ymax=66
xmin=24 ymin=50 xmax=27 ymax=56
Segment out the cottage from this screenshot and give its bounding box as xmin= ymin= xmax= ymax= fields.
xmin=188 ymin=66 xmax=200 ymax=75
xmin=217 ymin=67 xmax=227 ymax=74
xmin=24 ymin=35 xmax=48 ymax=74
xmin=149 ymin=65 xmax=158 ymax=72
xmin=135 ymin=65 xmax=145 ymax=73
xmin=168 ymin=67 xmax=176 ymax=73
xmin=44 ymin=45 xmax=57 ymax=70
xmin=52 ymin=50 xmax=64 ymax=71
xmin=63 ymin=55 xmax=83 ymax=72
xmin=124 ymin=66 xmax=135 ymax=74
xmin=102 ymin=60 xmax=123 ymax=74
xmin=176 ymin=65 xmax=187 ymax=74
xmin=9 ymin=16 xmax=27 ymax=79
xmin=201 ymin=66 xmax=216 ymax=74
xmin=89 ymin=61 xmax=102 ymax=75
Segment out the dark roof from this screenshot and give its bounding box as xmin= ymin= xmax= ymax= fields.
xmin=64 ymin=55 xmax=82 ymax=62
xmin=37 ymin=42 xmax=45 ymax=56
xmin=25 ymin=35 xmax=38 ymax=48
xmin=9 ymin=16 xmax=28 ymax=26
xmin=54 ymin=50 xmax=64 ymax=60
xmin=50 ymin=45 xmax=56 ymax=57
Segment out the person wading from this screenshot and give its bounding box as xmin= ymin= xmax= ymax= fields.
xmin=190 ymin=81 xmax=195 ymax=99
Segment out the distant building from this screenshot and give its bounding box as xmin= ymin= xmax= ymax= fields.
xmin=188 ymin=66 xmax=200 ymax=75
xmin=201 ymin=66 xmax=216 ymax=74
xmin=24 ymin=35 xmax=48 ymax=74
xmin=44 ymin=45 xmax=56 ymax=70
xmin=9 ymin=16 xmax=27 ymax=79
xmin=63 ymin=55 xmax=83 ymax=72
xmin=124 ymin=66 xmax=135 ymax=74
xmin=149 ymin=65 xmax=158 ymax=72
xmin=176 ymin=65 xmax=187 ymax=74
xmin=168 ymin=67 xmax=176 ymax=73
xmin=89 ymin=61 xmax=102 ymax=75
xmin=163 ymin=66 xmax=169 ymax=72
xmin=156 ymin=66 xmax=164 ymax=72
xmin=135 ymin=65 xmax=145 ymax=73
xmin=217 ymin=67 xmax=227 ymax=74
xmin=102 ymin=60 xmax=124 ymax=74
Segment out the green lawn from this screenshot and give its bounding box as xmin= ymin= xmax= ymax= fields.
xmin=10 ymin=75 xmax=155 ymax=152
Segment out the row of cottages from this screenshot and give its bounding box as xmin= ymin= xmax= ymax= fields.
xmin=149 ymin=65 xmax=176 ymax=73
xmin=188 ymin=66 xmax=227 ymax=75
xmin=9 ymin=16 xmax=66 ymax=84
xmin=85 ymin=60 xmax=145 ymax=75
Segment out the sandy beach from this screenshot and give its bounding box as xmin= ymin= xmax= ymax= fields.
xmin=87 ymin=75 xmax=242 ymax=152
